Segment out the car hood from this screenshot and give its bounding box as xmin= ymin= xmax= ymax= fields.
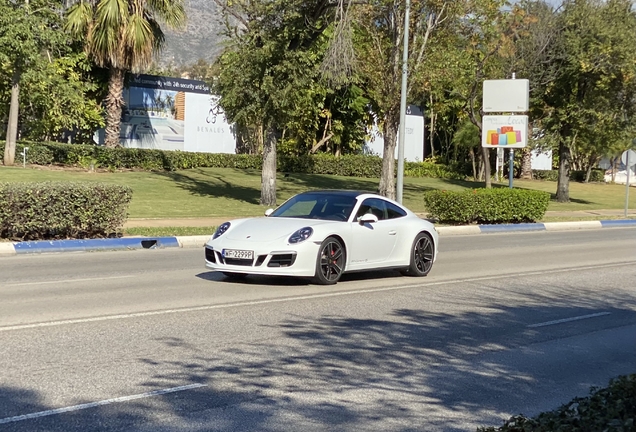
xmin=224 ymin=217 xmax=332 ymax=242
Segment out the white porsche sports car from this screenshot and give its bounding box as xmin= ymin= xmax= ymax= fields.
xmin=204 ymin=190 xmax=438 ymax=284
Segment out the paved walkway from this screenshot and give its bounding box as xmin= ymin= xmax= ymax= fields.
xmin=124 ymin=209 xmax=636 ymax=228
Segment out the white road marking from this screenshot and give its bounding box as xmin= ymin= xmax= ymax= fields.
xmin=0 ymin=383 xmax=206 ymax=425
xmin=5 ymin=275 xmax=135 ymax=287
xmin=528 ymin=312 xmax=612 ymax=328
xmin=0 ymin=261 xmax=631 ymax=333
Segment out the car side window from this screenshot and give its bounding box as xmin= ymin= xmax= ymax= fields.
xmin=355 ymin=198 xmax=387 ymax=221
xmin=386 ymin=202 xmax=407 ymax=219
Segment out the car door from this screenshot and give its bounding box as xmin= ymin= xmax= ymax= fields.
xmin=347 ymin=198 xmax=399 ymax=268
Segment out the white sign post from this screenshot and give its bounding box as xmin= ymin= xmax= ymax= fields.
xmin=622 ymin=149 xmax=636 ymax=217
xmin=482 ymin=78 xmax=530 ymax=189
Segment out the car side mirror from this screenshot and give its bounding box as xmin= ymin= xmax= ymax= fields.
xmin=358 ymin=213 xmax=378 ymax=224
xmin=264 ymin=208 xmax=274 ymax=217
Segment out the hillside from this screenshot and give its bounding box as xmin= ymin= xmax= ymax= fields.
xmin=160 ymin=0 xmax=227 ymax=67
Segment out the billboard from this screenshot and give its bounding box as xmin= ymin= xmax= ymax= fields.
xmin=118 ymin=74 xmax=236 ymax=153
xmin=481 ymin=115 xmax=528 ymax=148
xmin=364 ymin=105 xmax=425 ymax=161
xmin=482 ymin=79 xmax=530 ymax=113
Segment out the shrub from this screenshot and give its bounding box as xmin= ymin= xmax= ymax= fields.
xmin=478 ymin=374 xmax=636 ymax=432
xmin=422 ymin=188 xmax=551 ymax=224
xmin=0 ymin=182 xmax=132 ymax=240
xmin=0 ymin=141 xmax=465 ymax=179
xmin=404 ymin=160 xmax=468 ymax=180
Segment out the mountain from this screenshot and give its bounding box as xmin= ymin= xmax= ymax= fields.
xmin=159 ymin=0 xmax=227 ymax=67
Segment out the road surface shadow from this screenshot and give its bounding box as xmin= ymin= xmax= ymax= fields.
xmin=195 ymin=268 xmax=406 ymax=286
xmin=2 ymin=273 xmax=635 ymax=431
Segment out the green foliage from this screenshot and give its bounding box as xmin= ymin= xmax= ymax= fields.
xmin=65 ymin=0 xmax=185 ymax=72
xmin=404 ymin=161 xmax=469 ymax=180
xmin=214 ymin=0 xmax=371 ymax=156
xmin=423 ymin=188 xmax=551 ymax=224
xmin=0 ymin=0 xmax=105 ymax=144
xmin=1 ymin=141 xmax=467 ymax=180
xmin=532 ymin=169 xmax=605 ymax=183
xmin=0 ymin=181 xmax=132 ymax=240
xmin=478 ymin=374 xmax=636 ymax=432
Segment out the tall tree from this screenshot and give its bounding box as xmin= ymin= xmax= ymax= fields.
xmin=353 ymin=0 xmax=453 ymax=199
xmin=542 ymin=0 xmax=636 ymax=202
xmin=65 ymin=0 xmax=186 ymax=148
xmin=0 ymin=0 xmax=63 ymax=165
xmin=508 ymin=0 xmax=561 ymax=179
xmin=214 ymin=0 xmax=342 ymax=206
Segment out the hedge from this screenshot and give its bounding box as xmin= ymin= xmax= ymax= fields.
xmin=0 ymin=141 xmax=469 ymax=179
xmin=532 ymin=169 xmax=605 ymax=183
xmin=478 ymin=374 xmax=636 ymax=432
xmin=422 ymin=188 xmax=551 ymax=224
xmin=0 ymin=182 xmax=132 ymax=240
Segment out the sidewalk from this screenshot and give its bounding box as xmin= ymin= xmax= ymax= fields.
xmin=123 ymin=209 xmax=636 ymax=228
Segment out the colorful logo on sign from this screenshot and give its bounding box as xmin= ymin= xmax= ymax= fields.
xmin=486 ymin=126 xmax=523 ymax=146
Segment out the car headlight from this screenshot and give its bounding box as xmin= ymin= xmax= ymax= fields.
xmin=213 ymin=222 xmax=231 ymax=239
xmin=288 ymin=227 xmax=313 ymax=244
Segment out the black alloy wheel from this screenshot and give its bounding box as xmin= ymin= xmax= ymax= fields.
xmin=401 ymin=232 xmax=434 ymax=277
xmin=314 ymin=237 xmax=345 ymax=285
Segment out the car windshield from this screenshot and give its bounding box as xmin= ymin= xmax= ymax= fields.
xmin=269 ymin=193 xmax=357 ymax=221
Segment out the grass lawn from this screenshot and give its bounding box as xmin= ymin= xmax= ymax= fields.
xmin=1 ymin=165 xmax=635 ymax=219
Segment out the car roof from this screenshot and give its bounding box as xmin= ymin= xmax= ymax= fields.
xmin=298 ymin=189 xmax=376 ymax=198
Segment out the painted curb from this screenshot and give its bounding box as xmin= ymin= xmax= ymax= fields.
xmin=478 ymin=223 xmax=546 ymax=233
xmin=0 ymin=243 xmax=16 ymax=256
xmin=1 ymin=219 xmax=635 ymax=256
xmin=544 ymin=221 xmax=602 ymax=231
xmin=435 ymin=226 xmax=482 ymax=236
xmin=176 ymin=235 xmax=210 ymax=248
xmin=12 ymin=237 xmax=180 ymax=254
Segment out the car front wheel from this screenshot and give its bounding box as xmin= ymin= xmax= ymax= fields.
xmin=314 ymin=237 xmax=345 ymax=285
xmin=401 ymin=232 xmax=434 ymax=277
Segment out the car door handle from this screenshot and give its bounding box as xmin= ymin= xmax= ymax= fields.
xmin=388 ymin=230 xmax=397 ymax=235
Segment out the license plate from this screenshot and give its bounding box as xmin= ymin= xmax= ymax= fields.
xmin=222 ymin=249 xmax=254 ymax=260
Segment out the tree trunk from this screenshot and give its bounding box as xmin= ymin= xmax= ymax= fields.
xmin=3 ymin=70 xmax=20 ymax=166
xmin=556 ymin=139 xmax=571 ymax=202
xmin=260 ymin=125 xmax=277 ymax=206
xmin=104 ymin=67 xmax=126 ymax=148
xmin=520 ymin=148 xmax=532 ymax=179
xmin=481 ymin=147 xmax=492 ymax=188
xmin=469 ymin=147 xmax=477 ymax=181
xmin=585 ymin=164 xmax=592 ymax=183
xmin=378 ymin=115 xmax=398 ymax=200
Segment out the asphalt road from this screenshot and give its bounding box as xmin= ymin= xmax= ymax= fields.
xmin=0 ymin=228 xmax=635 ymax=431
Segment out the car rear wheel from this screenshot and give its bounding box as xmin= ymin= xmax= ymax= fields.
xmin=314 ymin=237 xmax=345 ymax=285
xmin=401 ymin=232 xmax=434 ymax=277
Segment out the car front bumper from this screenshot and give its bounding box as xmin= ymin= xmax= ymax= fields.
xmin=204 ymin=239 xmax=320 ymax=277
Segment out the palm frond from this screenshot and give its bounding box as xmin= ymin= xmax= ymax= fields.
xmin=147 ymin=0 xmax=185 ymax=30
xmin=125 ymin=12 xmax=154 ymax=70
xmin=64 ymin=1 xmax=93 ymax=37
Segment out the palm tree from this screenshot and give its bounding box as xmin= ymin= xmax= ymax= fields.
xmin=65 ymin=0 xmax=185 ymax=147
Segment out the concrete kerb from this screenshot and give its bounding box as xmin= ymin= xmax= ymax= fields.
xmin=1 ymin=219 xmax=635 ymax=256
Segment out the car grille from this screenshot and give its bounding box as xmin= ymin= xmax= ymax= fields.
xmin=268 ymin=253 xmax=296 ymax=268
xmin=224 ymin=258 xmax=254 ymax=266
xmin=207 ymin=249 xmax=294 ymax=268
xmin=255 ymin=255 xmax=267 ymax=266
xmin=205 ymin=247 xmax=216 ymax=263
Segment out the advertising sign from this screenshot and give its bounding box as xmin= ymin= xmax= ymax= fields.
xmin=483 ymin=79 xmax=530 ymax=112
xmin=481 ymin=115 xmax=528 ymax=148
xmin=364 ymin=105 xmax=425 ymax=161
xmin=119 ymin=74 xmax=236 ymax=153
